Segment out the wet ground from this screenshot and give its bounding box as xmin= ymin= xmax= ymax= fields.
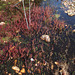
xmin=40 ymin=0 xmax=75 ymax=29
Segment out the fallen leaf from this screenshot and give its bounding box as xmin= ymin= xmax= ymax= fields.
xmin=21 ymin=68 xmax=25 ymax=73
xmin=18 ymin=72 xmax=22 ymax=75
xmin=12 ymin=66 xmax=20 ymax=72
xmin=40 ymin=35 xmax=50 ymax=42
xmin=54 ymin=61 xmax=59 ymax=65
xmin=0 ymin=22 xmax=5 ymax=25
xmin=51 ymin=64 xmax=54 ymax=70
xmin=27 ymin=69 xmax=31 ymax=73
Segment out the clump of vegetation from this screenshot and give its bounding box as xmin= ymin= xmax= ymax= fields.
xmin=0 ymin=0 xmax=75 ymax=75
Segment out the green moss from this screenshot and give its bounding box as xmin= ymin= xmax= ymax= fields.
xmin=55 ymin=14 xmax=60 ymax=19
xmin=13 ymin=37 xmax=18 ymax=42
xmin=2 ymin=37 xmax=9 ymax=41
xmin=0 ymin=50 xmax=3 ymax=55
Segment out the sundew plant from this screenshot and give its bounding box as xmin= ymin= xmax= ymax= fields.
xmin=0 ymin=0 xmax=75 ymax=75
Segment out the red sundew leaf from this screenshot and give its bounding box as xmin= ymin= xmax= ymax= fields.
xmin=34 ymin=54 xmax=38 ymax=59
xmin=21 ymin=54 xmax=25 ymax=58
xmin=2 ymin=49 xmax=6 ymax=53
xmin=0 ymin=39 xmax=4 ymax=43
xmin=39 ymin=52 xmax=42 ymax=57
xmin=5 ymin=53 xmax=8 ymax=57
xmin=0 ymin=54 xmax=2 ymax=57
xmin=14 ymin=49 xmax=18 ymax=53
xmin=38 ymin=69 xmax=41 ymax=73
xmin=29 ymin=54 xmax=32 ymax=58
xmin=26 ymin=49 xmax=29 ymax=53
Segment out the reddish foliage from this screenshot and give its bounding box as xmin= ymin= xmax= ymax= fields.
xmin=0 ymin=6 xmax=70 ymax=75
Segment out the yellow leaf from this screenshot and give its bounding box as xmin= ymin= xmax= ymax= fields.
xmin=14 ymin=59 xmax=17 ymax=66
xmin=54 ymin=61 xmax=59 ymax=65
xmin=21 ymin=68 xmax=25 ymax=73
xmin=51 ymin=64 xmax=54 ymax=70
xmin=27 ymin=69 xmax=31 ymax=73
xmin=19 ymin=0 xmax=22 ymax=1
xmin=12 ymin=66 xmax=20 ymax=72
xmin=9 ymin=46 xmax=15 ymax=51
xmin=18 ymin=72 xmax=22 ymax=75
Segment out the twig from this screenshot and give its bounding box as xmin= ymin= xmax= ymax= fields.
xmin=29 ymin=0 xmax=31 ymax=24
xmin=22 ymin=0 xmax=29 ymax=29
xmin=13 ymin=1 xmax=22 ymax=7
